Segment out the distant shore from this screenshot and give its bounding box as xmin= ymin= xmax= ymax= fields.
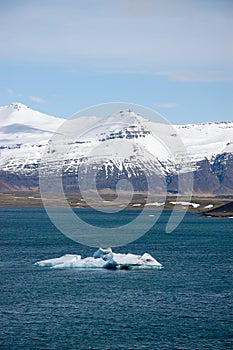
xmin=0 ymin=192 xmax=232 ymax=217
xmin=202 ymin=201 xmax=233 ymax=218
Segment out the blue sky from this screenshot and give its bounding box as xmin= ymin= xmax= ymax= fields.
xmin=0 ymin=0 xmax=232 ymax=124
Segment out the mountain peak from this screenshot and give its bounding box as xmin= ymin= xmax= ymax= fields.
xmin=8 ymin=102 xmax=30 ymax=111
xmin=113 ymin=109 xmax=141 ymax=119
xmin=0 ymin=103 xmax=232 ymax=195
xmin=106 ymin=109 xmax=147 ymax=126
xmin=0 ymin=102 xmax=63 ymax=141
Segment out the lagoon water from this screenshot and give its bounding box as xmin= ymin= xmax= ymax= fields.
xmin=0 ymin=208 xmax=232 ymax=350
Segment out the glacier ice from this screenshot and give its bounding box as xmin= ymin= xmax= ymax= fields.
xmin=35 ymin=248 xmax=163 ymax=270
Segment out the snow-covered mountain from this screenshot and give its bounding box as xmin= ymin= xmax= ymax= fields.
xmin=0 ymin=102 xmax=232 ymax=195
xmin=0 ymin=102 xmax=63 ymax=143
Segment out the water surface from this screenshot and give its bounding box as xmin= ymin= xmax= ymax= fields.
xmin=1 ymin=209 xmax=232 ymax=349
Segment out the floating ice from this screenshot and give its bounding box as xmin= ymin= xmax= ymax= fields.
xmin=93 ymin=247 xmax=112 ymax=259
xmin=35 ymin=248 xmax=163 ymax=270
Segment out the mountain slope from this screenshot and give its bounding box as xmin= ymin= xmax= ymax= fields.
xmin=0 ymin=102 xmax=63 ymax=145
xmin=0 ymin=103 xmax=232 ymax=195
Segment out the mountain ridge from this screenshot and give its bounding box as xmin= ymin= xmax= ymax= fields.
xmin=0 ymin=102 xmax=232 ymax=195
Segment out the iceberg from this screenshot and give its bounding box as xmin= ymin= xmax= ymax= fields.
xmin=35 ymin=248 xmax=163 ymax=270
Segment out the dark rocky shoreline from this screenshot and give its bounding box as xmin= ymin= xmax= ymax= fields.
xmin=202 ymin=202 xmax=233 ymax=218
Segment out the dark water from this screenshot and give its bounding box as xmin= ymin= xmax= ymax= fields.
xmin=0 ymin=208 xmax=232 ymax=350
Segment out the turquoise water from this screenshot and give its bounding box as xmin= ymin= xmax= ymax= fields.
xmin=0 ymin=208 xmax=232 ymax=349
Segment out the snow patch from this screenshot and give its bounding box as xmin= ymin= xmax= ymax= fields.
xmin=170 ymin=201 xmax=200 ymax=208
xmin=204 ymin=204 xmax=214 ymax=209
xmin=145 ymin=202 xmax=165 ymax=207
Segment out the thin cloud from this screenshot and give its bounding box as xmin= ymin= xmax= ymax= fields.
xmin=30 ymin=96 xmax=45 ymax=103
xmin=0 ymin=0 xmax=232 ymax=70
xmin=6 ymin=88 xmax=22 ymax=98
xmin=169 ymin=72 xmax=233 ymax=82
xmin=6 ymin=88 xmax=14 ymax=95
xmin=154 ymin=103 xmax=177 ymax=108
xmin=156 ymin=71 xmax=233 ymax=82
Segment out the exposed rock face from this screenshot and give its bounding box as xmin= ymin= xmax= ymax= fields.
xmin=0 ymin=103 xmax=233 ymax=195
xmin=1 ymin=155 xmax=233 ymax=195
xmin=211 ymin=153 xmax=233 ymax=194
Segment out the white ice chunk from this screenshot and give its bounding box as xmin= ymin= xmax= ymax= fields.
xmin=80 ymin=257 xmax=106 ymax=268
xmin=93 ymin=247 xmax=112 ymax=259
xmin=35 ymin=249 xmax=163 ymax=270
xmin=139 ymin=253 xmax=163 ymax=267
xmin=104 ymin=252 xmax=163 ymax=270
xmin=110 ymin=252 xmax=141 ymax=265
xmin=35 ymin=254 xmax=81 ymax=267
